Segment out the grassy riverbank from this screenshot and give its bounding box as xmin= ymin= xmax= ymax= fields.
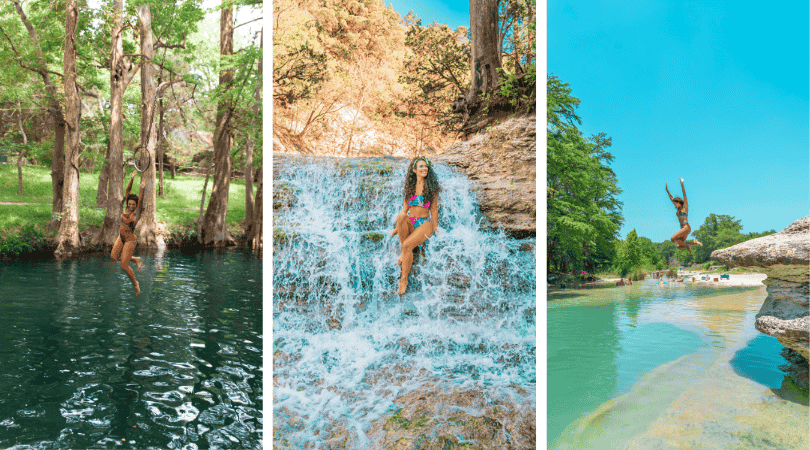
xmin=0 ymin=163 xmax=253 ymax=253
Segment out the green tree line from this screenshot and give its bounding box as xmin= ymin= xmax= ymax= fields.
xmin=0 ymin=0 xmax=262 ymax=256
xmin=547 ymin=74 xmax=776 ymax=277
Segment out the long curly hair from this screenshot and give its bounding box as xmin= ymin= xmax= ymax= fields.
xmin=125 ymin=193 xmax=139 ymax=208
xmin=402 ymin=156 xmax=440 ymax=202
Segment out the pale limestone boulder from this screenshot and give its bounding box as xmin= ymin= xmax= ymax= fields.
xmin=710 ymin=216 xmax=809 ymax=283
xmin=711 ymin=216 xmax=809 ymax=388
xmin=434 ymin=116 xmax=536 ymax=238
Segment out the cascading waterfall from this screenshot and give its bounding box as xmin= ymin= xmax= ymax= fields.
xmin=273 ymin=156 xmax=536 ymax=447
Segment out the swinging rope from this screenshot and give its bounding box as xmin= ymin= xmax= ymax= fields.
xmin=130 ymin=1 xmax=178 ymax=174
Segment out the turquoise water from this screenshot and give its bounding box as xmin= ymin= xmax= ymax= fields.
xmin=548 ymin=281 xmax=808 ymax=449
xmin=0 ymin=249 xmax=262 ymax=449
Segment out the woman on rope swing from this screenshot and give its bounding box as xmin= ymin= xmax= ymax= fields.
xmin=666 ymin=178 xmax=703 ymax=254
xmin=111 ymin=170 xmax=145 ymax=295
xmin=390 ymin=156 xmax=441 ymax=295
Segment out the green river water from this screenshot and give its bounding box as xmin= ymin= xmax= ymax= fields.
xmin=0 ymin=249 xmax=262 ymax=449
xmin=548 ymin=280 xmax=808 ymax=450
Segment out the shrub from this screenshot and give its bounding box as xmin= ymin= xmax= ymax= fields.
xmin=631 ymin=270 xmax=646 ymax=281
xmin=0 ymin=222 xmax=50 ymax=256
xmin=702 ymin=261 xmax=712 ymax=270
xmin=667 ymin=267 xmax=678 ymax=278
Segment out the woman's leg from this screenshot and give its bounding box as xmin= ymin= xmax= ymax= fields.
xmin=120 ymin=240 xmax=140 ymax=295
xmin=131 ymin=254 xmax=143 ymax=271
xmin=395 ymin=213 xmax=414 ymax=265
xmin=111 ymin=236 xmax=123 ymax=261
xmin=397 ymin=220 xmax=435 ymax=295
xmin=671 ymin=226 xmax=701 ymax=253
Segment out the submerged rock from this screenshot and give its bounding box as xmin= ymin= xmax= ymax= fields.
xmin=434 ymin=116 xmax=536 ymax=238
xmin=712 ymin=216 xmax=809 ymax=389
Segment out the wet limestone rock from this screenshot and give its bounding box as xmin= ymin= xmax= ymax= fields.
xmin=366 ymin=382 xmax=535 ymax=449
xmin=711 ymin=216 xmax=809 ymax=388
xmin=434 ymin=116 xmax=536 ymax=238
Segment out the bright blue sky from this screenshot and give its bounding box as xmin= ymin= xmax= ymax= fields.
xmin=549 ymin=0 xmax=809 ymax=242
xmin=386 ymin=0 xmax=470 ymax=29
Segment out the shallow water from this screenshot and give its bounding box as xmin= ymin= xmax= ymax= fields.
xmin=0 ymin=249 xmax=262 ymax=449
xmin=273 ymin=157 xmax=536 ymax=447
xmin=548 ymin=281 xmax=809 ymax=449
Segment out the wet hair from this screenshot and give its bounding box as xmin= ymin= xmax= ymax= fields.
xmin=402 ymin=156 xmax=440 ymax=203
xmin=125 ymin=193 xmax=139 ymax=207
xmin=672 ymin=196 xmax=684 ymax=206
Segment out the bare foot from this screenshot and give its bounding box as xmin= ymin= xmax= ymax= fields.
xmin=134 ymin=282 xmax=140 ymax=296
xmin=694 ymin=239 xmax=703 ymax=247
xmin=397 ymin=255 xmax=403 ymax=266
xmin=136 ymin=259 xmax=143 ymax=272
xmin=398 ymin=277 xmax=408 ymax=295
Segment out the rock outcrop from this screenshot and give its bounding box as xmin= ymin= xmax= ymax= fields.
xmin=434 ymin=116 xmax=536 ymax=238
xmin=712 ymin=216 xmax=809 ymax=389
xmin=366 ymin=382 xmax=535 ymax=449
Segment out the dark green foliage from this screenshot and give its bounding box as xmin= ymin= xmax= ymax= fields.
xmin=0 ymin=222 xmax=49 ymax=256
xmin=497 ymin=67 xmax=536 ymax=114
xmin=398 ymin=21 xmax=470 ymax=130
xmin=547 ymin=74 xmax=623 ymax=274
xmin=273 ymin=43 xmax=327 ymax=107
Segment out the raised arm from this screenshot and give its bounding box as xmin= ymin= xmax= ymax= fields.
xmin=680 ymin=178 xmax=688 ymax=212
xmin=124 ymin=171 xmax=136 ymax=205
xmin=665 ymin=182 xmax=674 ymax=202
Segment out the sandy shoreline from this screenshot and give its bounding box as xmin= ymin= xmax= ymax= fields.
xmin=595 ymin=272 xmax=767 ymax=287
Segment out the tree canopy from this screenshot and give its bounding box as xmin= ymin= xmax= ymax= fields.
xmin=547 ymin=74 xmax=623 ymax=273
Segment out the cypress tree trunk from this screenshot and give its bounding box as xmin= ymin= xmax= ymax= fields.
xmin=243 ymin=29 xmax=262 ymax=235
xmin=158 ymin=97 xmax=165 ymax=197
xmin=202 ymin=0 xmax=235 ymax=247
xmin=94 ymin=0 xmax=139 ymax=247
xmin=467 ymin=0 xmax=502 ymax=101
xmin=11 ymin=0 xmax=67 ymax=230
xmin=96 ymin=141 xmax=111 ymax=206
xmin=16 ymin=101 xmax=28 ymax=195
xmin=251 ymin=164 xmax=262 ymax=256
xmin=135 ymin=4 xmax=163 ymax=248
xmin=54 ymin=0 xmax=81 ymax=258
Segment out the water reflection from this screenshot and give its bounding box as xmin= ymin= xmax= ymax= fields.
xmin=0 ymin=250 xmax=261 ymax=449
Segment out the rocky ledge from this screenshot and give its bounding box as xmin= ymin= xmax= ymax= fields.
xmin=711 ymin=216 xmax=809 ymax=389
xmin=434 ymin=116 xmax=536 ymax=238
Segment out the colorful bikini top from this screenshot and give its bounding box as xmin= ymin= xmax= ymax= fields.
xmin=408 ymin=195 xmax=430 ymax=208
xmin=677 ymin=210 xmax=687 ymax=217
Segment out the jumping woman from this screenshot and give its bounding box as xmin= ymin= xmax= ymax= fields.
xmin=390 ymin=156 xmax=441 ymax=295
xmin=111 ymin=171 xmax=145 ymax=295
xmin=666 ymin=178 xmax=703 ymax=254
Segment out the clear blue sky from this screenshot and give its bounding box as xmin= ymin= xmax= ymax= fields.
xmin=386 ymin=0 xmax=470 ymax=29
xmin=549 ymin=0 xmax=809 ymax=242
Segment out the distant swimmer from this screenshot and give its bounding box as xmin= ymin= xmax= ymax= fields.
xmin=666 ymin=178 xmax=703 ymax=254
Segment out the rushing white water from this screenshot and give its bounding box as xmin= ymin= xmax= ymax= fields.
xmin=273 ymin=156 xmax=536 ymax=447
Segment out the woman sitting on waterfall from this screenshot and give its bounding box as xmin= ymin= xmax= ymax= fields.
xmin=666 ymin=178 xmax=703 ymax=254
xmin=111 ymin=171 xmax=145 ymax=295
xmin=390 ymin=156 xmax=441 ymax=295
